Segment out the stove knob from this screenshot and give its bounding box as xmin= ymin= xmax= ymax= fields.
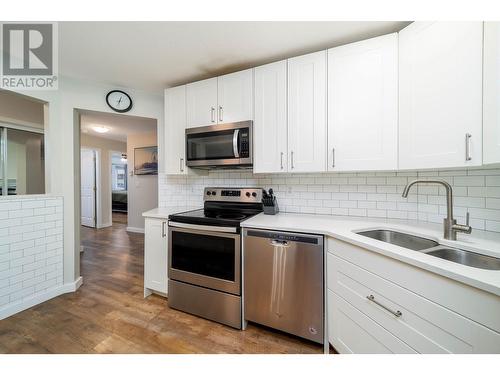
xmin=206 ymin=191 xmax=211 ymax=196
xmin=245 ymin=192 xmax=251 ymax=197
xmin=252 ymin=192 xmax=257 ymax=197
xmin=211 ymin=191 xmax=217 ymax=196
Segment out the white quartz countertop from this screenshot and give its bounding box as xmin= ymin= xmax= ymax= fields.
xmin=241 ymin=212 xmax=500 ymax=296
xmin=142 ymin=207 xmax=198 ymax=219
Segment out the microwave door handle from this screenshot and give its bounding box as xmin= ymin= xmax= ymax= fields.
xmin=233 ymin=129 xmax=240 ymax=158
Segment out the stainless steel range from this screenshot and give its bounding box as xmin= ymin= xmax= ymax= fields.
xmin=167 ymin=187 xmax=263 ymax=329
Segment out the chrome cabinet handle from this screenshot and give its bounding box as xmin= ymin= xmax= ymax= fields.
xmin=218 ymin=106 xmax=223 ymax=122
xmin=332 ymin=148 xmax=335 ymax=168
xmin=179 ymin=158 xmax=184 ymax=172
xmin=280 ymin=152 xmax=284 ymax=170
xmin=366 ymin=295 xmax=402 ymax=317
xmin=465 ymin=133 xmax=472 ymax=161
xmin=211 ymin=107 xmax=215 ymax=123
xmin=161 ymin=221 xmax=166 ymax=238
xmin=290 ymin=151 xmax=294 ymax=169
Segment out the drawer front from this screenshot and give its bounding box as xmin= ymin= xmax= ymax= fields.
xmin=327 ymin=237 xmax=500 ymax=333
xmin=328 ymin=289 xmax=416 ymax=354
xmin=328 ymin=253 xmax=500 ymax=353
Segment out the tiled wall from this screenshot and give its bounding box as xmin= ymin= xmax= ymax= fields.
xmin=0 ymin=196 xmax=64 ymax=310
xmin=159 ymin=167 xmax=500 ymax=233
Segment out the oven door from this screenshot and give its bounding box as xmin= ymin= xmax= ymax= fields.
xmin=168 ymin=224 xmax=241 ymax=295
xmin=185 ymin=121 xmax=252 ymax=167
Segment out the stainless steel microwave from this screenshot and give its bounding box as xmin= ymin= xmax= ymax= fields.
xmin=185 ymin=121 xmax=252 ymax=168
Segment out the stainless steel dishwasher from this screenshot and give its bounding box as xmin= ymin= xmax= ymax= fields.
xmin=243 ymin=228 xmax=324 ymax=344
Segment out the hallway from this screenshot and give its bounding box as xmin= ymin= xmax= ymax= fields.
xmin=0 ymin=223 xmax=322 ymax=353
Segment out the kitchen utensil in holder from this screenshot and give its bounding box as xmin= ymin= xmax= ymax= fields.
xmin=262 ymin=188 xmax=279 ymax=215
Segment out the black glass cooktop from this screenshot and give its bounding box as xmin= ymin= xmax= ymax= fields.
xmin=169 ymin=208 xmax=260 ymax=228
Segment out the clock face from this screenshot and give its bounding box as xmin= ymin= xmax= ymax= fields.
xmin=106 ymin=90 xmax=132 ymax=113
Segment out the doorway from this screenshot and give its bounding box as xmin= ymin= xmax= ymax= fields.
xmin=77 ymin=109 xmax=158 ymax=235
xmin=111 ymin=150 xmax=128 ymax=225
xmin=80 ymin=148 xmax=98 ymax=228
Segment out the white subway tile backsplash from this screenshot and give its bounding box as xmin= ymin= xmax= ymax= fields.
xmin=0 ymin=196 xmax=64 ymax=314
xmin=159 ymin=168 xmax=500 ymax=233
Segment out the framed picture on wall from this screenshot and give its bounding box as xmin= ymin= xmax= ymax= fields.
xmin=134 ymin=146 xmax=158 ymax=175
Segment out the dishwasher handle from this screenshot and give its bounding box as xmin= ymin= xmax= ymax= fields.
xmin=246 ymin=229 xmax=322 ymax=245
xmin=270 ymin=239 xmax=290 ymax=248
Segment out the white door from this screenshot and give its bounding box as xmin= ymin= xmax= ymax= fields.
xmin=399 ymin=22 xmax=483 ymax=169
xmin=253 ymin=61 xmax=288 ymax=173
xmin=81 ymin=149 xmax=96 ymax=228
xmin=328 ymin=33 xmax=398 ymax=172
xmin=483 ymin=22 xmax=500 ymax=165
xmin=217 ymin=69 xmax=253 ymax=124
xmin=165 ymin=85 xmax=187 ymax=174
xmin=287 ymin=51 xmax=327 ymax=173
xmin=186 ymin=77 xmax=218 ymax=128
xmin=144 ymin=218 xmax=168 ymax=295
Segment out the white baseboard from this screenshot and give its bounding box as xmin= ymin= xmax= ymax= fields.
xmin=0 ymin=276 xmax=83 ymax=320
xmin=126 ymin=226 xmax=144 ymax=233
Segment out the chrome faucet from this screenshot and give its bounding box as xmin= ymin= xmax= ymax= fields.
xmin=402 ymin=179 xmax=472 ymax=240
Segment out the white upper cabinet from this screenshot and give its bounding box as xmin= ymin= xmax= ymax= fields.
xmin=327 ymin=33 xmax=398 ymax=172
xmin=399 ymin=22 xmax=483 ymax=169
xmin=186 ymin=70 xmax=253 ymax=129
xmin=165 ymin=86 xmax=187 ymax=175
xmin=253 ymin=61 xmax=288 ymax=173
xmin=287 ymin=51 xmax=327 ymax=173
xmin=483 ymin=22 xmax=500 ymax=165
xmin=217 ymin=69 xmax=253 ymax=124
xmin=186 ymin=77 xmax=218 ymax=128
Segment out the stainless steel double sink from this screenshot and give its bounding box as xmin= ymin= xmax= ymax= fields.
xmin=357 ymin=229 xmax=500 ymax=271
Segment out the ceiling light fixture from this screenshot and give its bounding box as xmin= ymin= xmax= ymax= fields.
xmin=92 ymin=126 xmax=110 ymax=134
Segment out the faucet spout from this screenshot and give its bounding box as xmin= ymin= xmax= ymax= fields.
xmin=401 ymin=179 xmax=470 ymax=241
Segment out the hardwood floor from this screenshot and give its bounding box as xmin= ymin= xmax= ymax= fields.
xmin=112 ymin=211 xmax=127 ymax=224
xmin=0 ymin=222 xmax=323 ymax=354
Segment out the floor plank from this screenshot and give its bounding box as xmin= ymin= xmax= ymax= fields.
xmin=0 ymin=222 xmax=323 ymax=354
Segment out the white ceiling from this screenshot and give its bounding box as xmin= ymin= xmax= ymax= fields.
xmin=80 ymin=110 xmax=157 ymax=142
xmin=59 ymin=21 xmax=410 ymax=93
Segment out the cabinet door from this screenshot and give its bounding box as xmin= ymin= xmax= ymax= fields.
xmin=328 ymin=290 xmax=416 ymax=354
xmin=399 ymin=22 xmax=483 ymax=169
xmin=328 ymin=33 xmax=398 ymax=172
xmin=186 ymin=77 xmax=218 ymax=128
xmin=144 ymin=218 xmax=167 ymax=295
xmin=288 ymin=51 xmax=327 ymax=173
xmin=483 ymin=22 xmax=500 ymax=165
xmin=253 ymin=61 xmax=288 ymax=173
xmin=165 ymin=86 xmax=187 ymax=174
xmin=217 ymin=69 xmax=253 ymax=124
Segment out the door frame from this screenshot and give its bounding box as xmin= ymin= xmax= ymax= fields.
xmin=80 ymin=147 xmax=101 ymax=228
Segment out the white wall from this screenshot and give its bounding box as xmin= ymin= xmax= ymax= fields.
xmin=0 ymin=90 xmax=44 ymax=129
xmin=127 ymin=132 xmax=158 ymax=232
xmin=80 ymin=134 xmax=127 ymax=227
xmin=159 ymin=167 xmax=500 ymax=233
xmin=10 ymin=75 xmax=164 ymax=291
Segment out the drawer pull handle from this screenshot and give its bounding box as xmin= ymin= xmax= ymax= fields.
xmin=366 ymin=294 xmax=402 ymax=318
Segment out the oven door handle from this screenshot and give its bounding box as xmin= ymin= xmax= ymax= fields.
xmin=233 ymin=129 xmax=240 ymax=158
xmin=168 ymin=221 xmax=237 ymax=234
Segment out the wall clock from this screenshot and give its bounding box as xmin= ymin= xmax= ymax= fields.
xmin=106 ymin=90 xmax=133 ymax=113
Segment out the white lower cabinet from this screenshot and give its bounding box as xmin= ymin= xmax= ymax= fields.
xmin=144 ymin=217 xmax=168 ymax=296
xmin=327 ymin=238 xmax=500 ymax=354
xmin=328 ymin=289 xmax=415 ymax=353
